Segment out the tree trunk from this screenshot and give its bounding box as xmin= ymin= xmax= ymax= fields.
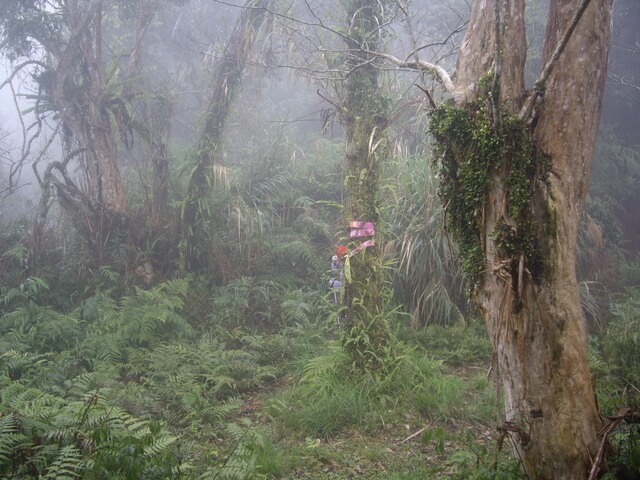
xmin=340 ymin=0 xmax=391 ymax=371
xmin=181 ymin=0 xmax=268 ymax=271
xmin=443 ymin=1 xmax=613 ymax=478
xmin=55 ymin=2 xmax=128 ymax=216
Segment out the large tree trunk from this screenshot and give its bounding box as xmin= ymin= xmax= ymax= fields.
xmin=448 ymin=1 xmax=613 ymax=478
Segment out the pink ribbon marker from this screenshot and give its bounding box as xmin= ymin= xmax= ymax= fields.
xmin=349 ymin=221 xmax=375 ymax=238
xmin=350 ymin=239 xmax=375 ymax=254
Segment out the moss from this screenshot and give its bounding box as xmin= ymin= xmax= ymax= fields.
xmin=429 ymin=101 xmax=549 ymax=290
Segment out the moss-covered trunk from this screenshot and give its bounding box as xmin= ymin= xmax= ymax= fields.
xmin=433 ymin=0 xmax=613 ymax=478
xmin=340 ymin=0 xmax=390 ymax=370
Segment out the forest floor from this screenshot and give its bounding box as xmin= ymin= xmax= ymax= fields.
xmin=226 ymin=360 xmax=515 ymax=479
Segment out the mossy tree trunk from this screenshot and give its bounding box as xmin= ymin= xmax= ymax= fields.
xmin=431 ymin=1 xmax=613 ymax=478
xmin=340 ymin=0 xmax=391 ymax=371
xmin=181 ymin=0 xmax=268 ymax=272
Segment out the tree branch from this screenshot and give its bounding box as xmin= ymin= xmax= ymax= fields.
xmin=0 ymin=60 xmax=50 ymax=90
xmin=365 ymin=50 xmax=455 ymax=93
xmin=518 ymin=0 xmax=595 ymax=122
xmin=607 ymin=72 xmax=640 ymax=92
xmin=587 ymin=409 xmax=630 ymax=480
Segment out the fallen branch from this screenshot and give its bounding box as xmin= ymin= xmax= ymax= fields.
xmin=397 ymin=423 xmax=431 ymax=445
xmin=588 ymin=408 xmax=631 ymax=480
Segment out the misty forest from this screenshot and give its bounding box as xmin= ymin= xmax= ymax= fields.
xmin=0 ymin=0 xmax=639 ymax=479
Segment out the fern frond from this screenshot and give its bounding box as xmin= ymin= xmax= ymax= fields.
xmin=0 ymin=414 xmax=29 ymax=469
xmin=280 ymin=289 xmax=313 ymax=325
xmin=77 ymin=293 xmax=119 ymax=325
xmin=119 ymin=279 xmax=192 ymax=346
xmin=1 ymin=306 xmax=33 ymax=330
xmin=142 ymin=432 xmax=178 ymax=457
xmin=0 ymin=350 xmax=50 ymax=377
xmin=301 ymin=342 xmax=346 ymax=386
xmin=44 ymin=444 xmax=82 ymax=479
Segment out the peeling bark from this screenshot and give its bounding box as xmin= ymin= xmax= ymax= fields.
xmin=451 ymin=1 xmax=613 ymax=478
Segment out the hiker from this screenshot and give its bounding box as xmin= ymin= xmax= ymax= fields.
xmin=329 ymin=245 xmax=346 ymax=302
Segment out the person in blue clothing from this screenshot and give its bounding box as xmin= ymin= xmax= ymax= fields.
xmin=329 ymin=246 xmax=346 ymax=302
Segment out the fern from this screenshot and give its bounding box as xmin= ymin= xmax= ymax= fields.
xmin=0 ymin=383 xmax=63 ymax=477
xmin=44 ymin=444 xmax=83 ymax=479
xmin=95 ymin=266 xmax=123 ymax=294
xmin=200 ymin=420 xmax=267 ymax=480
xmin=77 ymin=293 xmax=119 ymax=325
xmin=0 ymin=415 xmax=29 ymax=470
xmin=279 ymin=289 xmax=313 ymax=325
xmin=0 ymin=243 xmax=27 ymax=266
xmin=120 ymin=279 xmax=192 ymax=346
xmin=273 ymin=239 xmax=326 ymax=279
xmin=0 ymin=350 xmax=50 ymax=379
xmin=300 ymin=341 xmax=346 ymax=385
xmin=1 ymin=301 xmax=82 ymax=354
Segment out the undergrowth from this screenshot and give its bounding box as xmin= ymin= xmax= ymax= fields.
xmin=0 ymin=275 xmax=636 ymax=478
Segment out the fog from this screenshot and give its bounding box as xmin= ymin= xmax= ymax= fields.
xmin=0 ymin=2 xmax=638 ymax=478
xmin=0 ymin=0 xmax=638 ymax=265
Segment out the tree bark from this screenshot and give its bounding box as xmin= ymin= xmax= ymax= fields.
xmin=450 ymin=1 xmax=613 ymax=478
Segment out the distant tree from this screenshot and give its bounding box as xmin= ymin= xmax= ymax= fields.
xmin=0 ymin=126 xmax=13 ymax=200
xmin=592 ymin=0 xmax=640 ymax=267
xmin=181 ymin=0 xmax=270 ymax=272
xmin=0 ymin=0 xmax=173 ymax=268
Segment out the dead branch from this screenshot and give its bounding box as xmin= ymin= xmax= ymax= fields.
xmin=366 ymin=50 xmax=455 ymax=93
xmin=587 ymin=408 xmax=631 ymax=480
xmin=414 ymin=84 xmax=436 ymax=110
xmin=0 ymin=60 xmax=49 ymax=90
xmin=404 ymin=21 xmax=467 ymax=62
xmin=397 ymin=423 xmax=432 ymax=445
xmin=497 ymin=421 xmax=530 ymax=446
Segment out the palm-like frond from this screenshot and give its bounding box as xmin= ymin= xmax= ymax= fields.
xmin=387 ymin=153 xmax=467 ymax=327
